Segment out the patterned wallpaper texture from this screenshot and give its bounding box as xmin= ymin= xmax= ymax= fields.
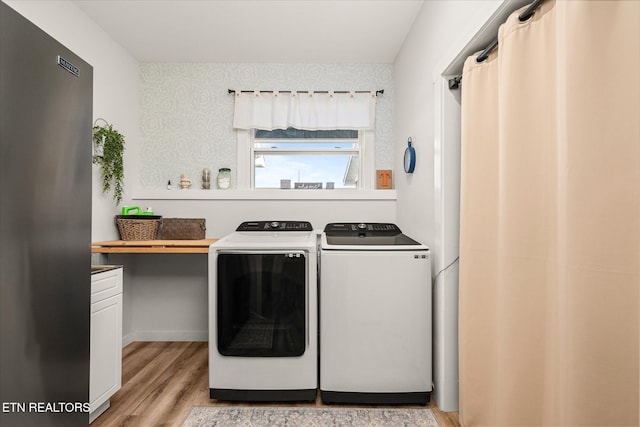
xmin=139 ymin=63 xmax=393 ymax=189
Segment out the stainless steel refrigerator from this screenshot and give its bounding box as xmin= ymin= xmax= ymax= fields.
xmin=1 ymin=2 xmax=93 ymax=426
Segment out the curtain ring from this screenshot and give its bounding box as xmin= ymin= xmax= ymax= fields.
xmin=273 ymin=90 xmax=279 ymax=97
xmin=329 ymin=90 xmax=334 ymax=98
xmin=350 ymin=91 xmax=355 ymax=98
xmin=519 ymin=11 xmax=534 ymax=22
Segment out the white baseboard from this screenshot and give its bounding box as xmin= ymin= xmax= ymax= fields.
xmin=122 ymin=332 xmax=136 ymax=348
xmin=122 ymin=330 xmax=207 ymax=346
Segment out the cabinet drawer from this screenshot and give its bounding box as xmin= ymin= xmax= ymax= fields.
xmin=91 ymin=268 xmax=123 ymax=303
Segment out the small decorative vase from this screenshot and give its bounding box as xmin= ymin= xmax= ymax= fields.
xmin=179 ymin=174 xmax=192 ymax=189
xmin=202 ymin=168 xmax=211 ymax=189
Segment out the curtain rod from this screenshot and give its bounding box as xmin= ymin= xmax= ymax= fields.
xmin=228 ymin=89 xmax=384 ymax=96
xmin=448 ymin=0 xmax=546 ymax=89
xmin=475 ymin=0 xmax=546 ymax=63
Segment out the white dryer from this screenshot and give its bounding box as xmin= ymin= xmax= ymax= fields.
xmin=320 ymin=222 xmax=431 ymax=405
xmin=209 ymin=221 xmax=317 ymax=401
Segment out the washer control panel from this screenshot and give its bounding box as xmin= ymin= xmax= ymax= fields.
xmin=236 ymin=221 xmax=313 ymax=232
xmin=324 ymin=223 xmax=402 ymax=234
xmin=323 ymin=223 xmax=423 ymax=246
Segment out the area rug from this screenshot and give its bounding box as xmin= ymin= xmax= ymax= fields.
xmin=180 ymin=406 xmax=440 ymax=427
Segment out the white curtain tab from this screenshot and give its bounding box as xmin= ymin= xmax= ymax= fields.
xmin=232 ymin=91 xmax=377 ymax=130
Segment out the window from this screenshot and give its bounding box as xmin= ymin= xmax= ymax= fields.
xmin=251 ymin=128 xmax=361 ymax=189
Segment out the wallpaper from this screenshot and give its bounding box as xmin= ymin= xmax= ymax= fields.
xmin=138 ymin=63 xmax=393 ymax=189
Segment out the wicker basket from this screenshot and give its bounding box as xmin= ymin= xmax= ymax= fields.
xmin=161 ymin=218 xmax=206 ymax=240
xmin=115 ymin=215 xmax=162 ymax=240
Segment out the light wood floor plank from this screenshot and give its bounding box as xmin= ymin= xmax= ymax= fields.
xmin=93 ymin=342 xmax=193 ymax=427
xmin=93 ymin=342 xmax=460 ymax=427
xmin=133 ymin=343 xmax=207 ymax=426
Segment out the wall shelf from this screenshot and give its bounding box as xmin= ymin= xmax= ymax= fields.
xmin=92 ymin=239 xmax=217 ymax=254
xmin=132 ymin=189 xmax=397 ymax=201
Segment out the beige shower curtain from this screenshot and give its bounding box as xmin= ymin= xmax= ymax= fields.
xmin=458 ymin=1 xmax=639 ymax=426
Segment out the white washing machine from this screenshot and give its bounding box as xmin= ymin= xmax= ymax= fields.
xmin=209 ymin=221 xmax=317 ymax=401
xmin=320 ymin=222 xmax=431 ymax=405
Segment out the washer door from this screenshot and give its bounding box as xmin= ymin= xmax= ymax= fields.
xmin=217 ymin=252 xmax=307 ymax=357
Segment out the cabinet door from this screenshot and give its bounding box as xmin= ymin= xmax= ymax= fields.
xmin=90 ymin=293 xmax=122 ymax=411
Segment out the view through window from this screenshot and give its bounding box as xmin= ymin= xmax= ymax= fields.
xmin=252 ymin=128 xmax=360 ymax=189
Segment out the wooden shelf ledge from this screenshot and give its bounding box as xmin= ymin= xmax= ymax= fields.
xmin=92 ymin=239 xmax=218 ymax=254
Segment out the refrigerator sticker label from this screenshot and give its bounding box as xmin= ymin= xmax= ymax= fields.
xmin=57 ymin=55 xmax=79 ymax=77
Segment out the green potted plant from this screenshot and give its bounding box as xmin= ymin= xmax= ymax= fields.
xmin=92 ymin=119 xmax=125 ymax=204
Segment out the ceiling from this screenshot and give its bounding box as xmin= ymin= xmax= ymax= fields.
xmin=73 ymin=0 xmax=425 ymax=63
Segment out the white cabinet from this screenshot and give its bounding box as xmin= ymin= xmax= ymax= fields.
xmin=90 ymin=267 xmax=123 ymax=423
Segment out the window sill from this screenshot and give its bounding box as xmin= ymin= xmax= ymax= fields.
xmin=132 ymin=189 xmax=396 ymax=201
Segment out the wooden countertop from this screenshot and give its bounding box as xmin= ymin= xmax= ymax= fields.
xmin=92 ymin=239 xmax=218 ymax=254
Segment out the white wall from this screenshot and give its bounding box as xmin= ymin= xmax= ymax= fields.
xmin=394 ymin=0 xmax=503 ymax=246
xmin=4 ymin=0 xmax=140 ymax=242
xmin=136 ymin=63 xmax=394 ymax=190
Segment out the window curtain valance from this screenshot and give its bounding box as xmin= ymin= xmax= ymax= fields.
xmin=232 ymin=91 xmax=377 ymax=131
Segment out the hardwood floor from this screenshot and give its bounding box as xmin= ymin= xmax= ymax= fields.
xmin=92 ymin=342 xmax=460 ymax=427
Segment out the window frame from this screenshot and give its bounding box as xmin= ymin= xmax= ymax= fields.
xmin=236 ymin=129 xmax=374 ymax=190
